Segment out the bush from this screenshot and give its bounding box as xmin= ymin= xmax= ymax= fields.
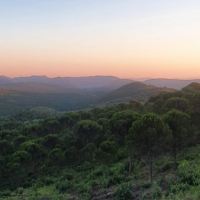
xmin=178 ymin=160 xmax=196 ymax=185
xmin=0 ymin=190 xmax=11 ymax=197
xmin=149 ymin=183 xmax=162 ymax=200
xmin=76 ymin=182 xmax=92 ymax=194
xmin=23 ymin=179 xmax=32 ymax=188
xmin=114 ymin=182 xmax=133 ymax=200
xmin=93 ymin=166 xmax=104 ymax=176
xmin=55 ymin=180 xmax=72 ymax=193
xmin=139 ymin=181 xmax=151 ymax=190
xmin=140 ymin=194 xmax=148 ymax=200
xmin=81 ymin=193 xmax=91 ymax=200
xmin=107 ymin=174 xmax=126 ymax=187
xmin=16 ymin=187 xmax=24 ymax=195
xmin=61 ymin=172 xmax=73 ymax=181
xmin=158 ymin=162 xmax=173 ymax=172
xmin=169 ymin=183 xmax=190 ymax=193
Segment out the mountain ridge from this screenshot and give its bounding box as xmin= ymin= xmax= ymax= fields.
xmin=144 ymin=78 xmax=200 ymax=90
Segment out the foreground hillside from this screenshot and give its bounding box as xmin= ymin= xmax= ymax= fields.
xmin=0 ymin=82 xmax=200 ymax=200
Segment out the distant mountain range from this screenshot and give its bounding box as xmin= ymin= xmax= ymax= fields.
xmin=143 ymin=78 xmax=200 ymax=90
xmin=1 ymin=76 xmax=200 ymax=90
xmin=0 ymin=75 xmax=134 ymax=90
xmin=0 ymin=78 xmax=176 ymax=117
xmin=1 ymin=75 xmax=200 ymax=117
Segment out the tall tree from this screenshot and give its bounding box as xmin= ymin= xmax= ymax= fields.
xmin=163 ymin=109 xmax=191 ymax=169
xmin=73 ymin=120 xmax=103 ymax=147
xmin=109 ymin=111 xmax=140 ymax=146
xmin=128 ymin=113 xmax=168 ymax=182
xmin=95 ymin=141 xmax=117 ymax=176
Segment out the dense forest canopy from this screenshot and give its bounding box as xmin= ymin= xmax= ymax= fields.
xmin=0 ymin=82 xmax=200 ymax=199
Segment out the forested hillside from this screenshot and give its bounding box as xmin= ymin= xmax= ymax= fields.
xmin=0 ymin=83 xmax=200 ymax=199
xmin=0 ymin=90 xmax=95 ymax=117
xmin=0 ymin=82 xmax=175 ymax=117
xmin=0 ymin=82 xmax=69 ymax=93
xmin=97 ymin=82 xmax=175 ymax=104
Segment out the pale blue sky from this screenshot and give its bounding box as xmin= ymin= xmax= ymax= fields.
xmin=0 ymin=0 xmax=200 ymax=78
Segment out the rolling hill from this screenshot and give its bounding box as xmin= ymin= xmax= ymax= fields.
xmin=96 ymin=82 xmax=176 ymax=105
xmin=182 ymin=82 xmax=200 ymax=93
xmin=0 ymin=89 xmax=95 ymax=117
xmin=0 ymin=78 xmax=176 ymax=117
xmin=0 ymin=76 xmax=16 ymax=85
xmin=144 ymin=78 xmax=200 ymax=90
xmin=0 ymin=82 xmax=69 ymax=93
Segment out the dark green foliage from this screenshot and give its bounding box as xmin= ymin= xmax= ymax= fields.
xmin=55 ymin=180 xmax=72 ymax=193
xmin=163 ymin=110 xmax=191 ymax=169
xmin=95 ymin=141 xmax=117 ymax=166
xmin=114 ymin=182 xmax=133 ymax=200
xmin=98 ymin=82 xmax=175 ymax=104
xmin=128 ymin=113 xmax=168 ymax=181
xmin=73 ymin=120 xmax=103 ymax=147
xmin=139 ymin=181 xmax=152 ymax=190
xmin=182 ymin=82 xmax=200 ymax=93
xmin=109 ymin=110 xmax=140 ymax=146
xmin=162 ymin=97 xmax=189 ymax=113
xmin=0 ymin=190 xmax=11 ymax=197
xmin=149 ymin=183 xmax=162 ymax=199
xmin=41 ymin=176 xmax=55 ymax=185
xmin=0 ymin=83 xmax=200 ymax=199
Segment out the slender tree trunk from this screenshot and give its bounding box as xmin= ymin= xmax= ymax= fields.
xmin=150 ymin=151 xmax=153 ymax=183
xmin=31 ymin=161 xmax=35 ymax=174
xmin=128 ymin=155 xmax=133 ymax=174
xmin=106 ymin=164 xmax=109 ymax=177
xmin=173 ymin=146 xmax=177 ymax=170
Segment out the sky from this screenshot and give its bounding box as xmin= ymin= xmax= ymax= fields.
xmin=0 ymin=0 xmax=200 ymax=79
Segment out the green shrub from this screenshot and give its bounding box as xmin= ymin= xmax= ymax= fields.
xmin=178 ymin=160 xmax=196 ymax=185
xmin=23 ymin=179 xmax=32 ymax=188
xmin=87 ymin=180 xmax=98 ymax=187
xmin=55 ymin=180 xmax=72 ymax=193
xmin=139 ymin=181 xmax=151 ymax=190
xmin=149 ymin=183 xmax=162 ymax=200
xmin=81 ymin=192 xmax=91 ymax=200
xmin=169 ymin=183 xmax=190 ymax=193
xmin=114 ymin=182 xmax=133 ymax=200
xmin=76 ymin=182 xmax=92 ymax=194
xmin=99 ymin=188 xmax=109 ymax=194
xmin=42 ymin=176 xmax=55 ymax=185
xmin=110 ymin=162 xmax=127 ymax=176
xmin=16 ymin=187 xmax=24 ymax=195
xmin=158 ymin=162 xmax=173 ymax=172
xmin=117 ymin=148 xmax=127 ymax=160
xmin=107 ymin=173 xmax=126 ymax=187
xmin=140 ymin=194 xmax=148 ymax=200
xmin=93 ymin=166 xmax=104 ymax=176
xmin=61 ymin=172 xmax=73 ymax=181
xmin=0 ymin=190 xmax=11 ymax=197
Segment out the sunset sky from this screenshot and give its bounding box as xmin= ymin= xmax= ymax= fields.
xmin=0 ymin=0 xmax=200 ymax=79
